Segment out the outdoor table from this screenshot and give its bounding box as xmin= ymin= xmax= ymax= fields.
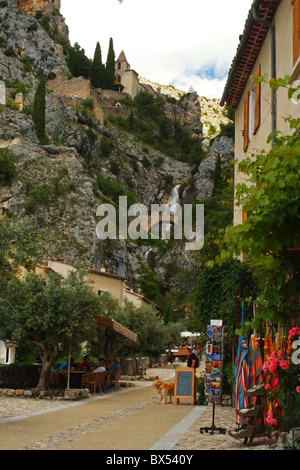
xmin=69 ymin=371 xmax=86 ymax=388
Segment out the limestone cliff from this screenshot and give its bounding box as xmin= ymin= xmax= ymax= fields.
xmin=0 ymin=0 xmax=233 ymax=301
xmin=17 ymin=0 xmax=61 ymax=16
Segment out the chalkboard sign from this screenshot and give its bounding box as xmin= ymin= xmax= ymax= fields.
xmin=173 ymin=367 xmax=195 ymax=406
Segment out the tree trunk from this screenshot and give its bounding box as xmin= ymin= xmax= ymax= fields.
xmin=32 ymin=341 xmax=58 ymax=394
xmin=130 ymin=347 xmax=137 ymax=375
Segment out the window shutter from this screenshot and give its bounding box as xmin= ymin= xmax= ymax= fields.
xmin=243 ymin=92 xmax=250 ymax=152
xmin=293 ymin=0 xmax=300 ymax=65
xmin=254 ymin=65 xmax=261 ymax=134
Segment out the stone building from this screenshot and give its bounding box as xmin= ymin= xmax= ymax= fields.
xmin=115 ymin=50 xmax=157 ymax=99
xmin=221 ymin=0 xmax=300 ymax=227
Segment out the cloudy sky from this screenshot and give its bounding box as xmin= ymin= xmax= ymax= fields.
xmin=60 ymin=0 xmax=253 ymax=99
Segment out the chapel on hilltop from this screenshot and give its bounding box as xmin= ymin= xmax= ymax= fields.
xmin=114 ymin=50 xmax=156 ymax=99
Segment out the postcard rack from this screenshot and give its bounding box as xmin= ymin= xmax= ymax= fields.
xmin=200 ymin=321 xmax=226 ymax=435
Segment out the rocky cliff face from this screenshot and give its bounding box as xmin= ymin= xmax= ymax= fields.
xmin=17 ymin=0 xmax=61 ymax=16
xmin=0 ymin=0 xmax=233 ymax=295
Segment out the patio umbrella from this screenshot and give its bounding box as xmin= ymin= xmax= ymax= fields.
xmin=180 ymin=331 xmax=193 ymax=337
xmin=234 ymin=335 xmax=252 ymax=424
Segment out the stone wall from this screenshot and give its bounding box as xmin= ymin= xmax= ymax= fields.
xmin=49 ymin=77 xmax=91 ymax=100
xmin=120 ymin=355 xmax=168 ymax=376
xmin=101 ymin=105 xmax=132 ymax=122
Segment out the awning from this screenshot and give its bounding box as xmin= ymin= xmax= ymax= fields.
xmin=95 ymin=316 xmax=137 ymax=342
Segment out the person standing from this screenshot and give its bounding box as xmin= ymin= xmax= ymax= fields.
xmin=187 ymin=350 xmax=197 ymax=369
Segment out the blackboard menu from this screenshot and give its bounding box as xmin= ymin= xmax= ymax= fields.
xmin=204 ymin=322 xmax=224 ymax=404
xmin=174 ymin=367 xmax=195 ymax=405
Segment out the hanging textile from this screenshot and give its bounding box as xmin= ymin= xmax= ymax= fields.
xmin=234 ymin=335 xmax=252 ymax=424
xmin=249 ymin=334 xmax=263 ymax=387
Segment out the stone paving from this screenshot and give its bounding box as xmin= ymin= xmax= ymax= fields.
xmin=0 ymin=364 xmax=283 ymax=450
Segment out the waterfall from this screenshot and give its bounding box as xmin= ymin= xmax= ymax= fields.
xmin=162 ymin=184 xmax=181 ymax=238
xmin=144 ymin=184 xmax=182 ymax=260
xmin=167 ymin=184 xmax=181 ymax=215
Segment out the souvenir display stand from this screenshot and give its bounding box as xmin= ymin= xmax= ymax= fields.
xmin=228 ymin=384 xmax=269 ymax=446
xmin=200 ymin=321 xmax=226 ymax=435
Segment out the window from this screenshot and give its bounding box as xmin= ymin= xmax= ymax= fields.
xmin=243 ymin=65 xmax=261 ymax=151
xmin=293 ymin=0 xmax=300 ymax=65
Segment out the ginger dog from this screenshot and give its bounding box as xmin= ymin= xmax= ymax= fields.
xmin=153 ymin=379 xmax=174 ymax=404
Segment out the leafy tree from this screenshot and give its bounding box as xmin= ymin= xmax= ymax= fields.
xmin=104 ymin=37 xmax=115 ymax=90
xmin=217 ymin=116 xmax=300 ymax=328
xmin=195 ymin=259 xmax=257 ymax=339
xmin=85 ymin=293 xmax=181 ymax=374
xmin=0 ymin=270 xmax=101 ymax=393
xmin=67 ymin=42 xmax=91 ymax=79
xmin=0 ymin=216 xmax=45 ymax=293
xmin=32 ymin=78 xmax=47 ymax=144
xmin=91 ymin=41 xmax=105 ymax=89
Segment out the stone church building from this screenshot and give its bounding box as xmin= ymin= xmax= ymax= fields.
xmin=114 ymin=50 xmax=156 ymax=99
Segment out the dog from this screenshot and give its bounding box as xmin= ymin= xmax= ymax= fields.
xmin=153 ymin=379 xmax=174 ymax=404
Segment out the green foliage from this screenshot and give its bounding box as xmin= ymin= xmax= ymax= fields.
xmin=99 ymin=136 xmax=114 ymax=158
xmin=83 ymin=97 xmax=94 ymax=110
xmin=96 ymin=173 xmax=136 ymax=206
xmin=0 ymin=269 xmax=101 ymax=391
xmin=6 ymin=81 xmax=28 ymax=98
xmin=24 ymin=168 xmax=76 ymax=214
xmin=109 ymin=91 xmax=206 ymax=165
xmin=85 ymin=293 xmax=182 ymax=363
xmin=91 ymin=42 xmax=105 ymax=89
xmin=67 ymin=42 xmax=91 ymax=79
xmin=195 ymin=259 xmax=257 ymax=340
xmin=218 ymin=117 xmax=300 ymax=324
xmin=0 ymin=148 xmax=16 ymax=183
xmin=219 ymin=120 xmax=235 ymax=139
xmin=32 ymin=78 xmax=47 ymax=144
xmin=0 ymin=217 xmax=45 ymax=293
xmin=103 ymin=38 xmax=115 ymax=90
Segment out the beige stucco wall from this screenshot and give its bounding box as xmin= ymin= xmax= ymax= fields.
xmin=47 ymin=260 xmax=126 ymax=305
xmin=121 ymin=70 xmax=140 ymax=98
xmin=124 ymin=290 xmax=151 ymax=309
xmin=234 ymin=0 xmax=300 ymax=226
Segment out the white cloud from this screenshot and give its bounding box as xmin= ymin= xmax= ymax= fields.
xmin=60 ymin=0 xmax=253 ymax=98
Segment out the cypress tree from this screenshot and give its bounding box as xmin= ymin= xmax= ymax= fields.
xmin=32 ymin=78 xmax=47 ymax=144
xmin=104 ymin=38 xmax=115 ymax=90
xmin=91 ymin=42 xmax=105 ymax=88
xmin=67 ymin=42 xmax=91 ymax=79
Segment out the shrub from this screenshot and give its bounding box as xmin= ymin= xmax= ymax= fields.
xmin=32 ymin=78 xmax=47 ymax=144
xmin=0 ymin=148 xmax=16 ymax=183
xmin=99 ymin=136 xmax=114 ymax=158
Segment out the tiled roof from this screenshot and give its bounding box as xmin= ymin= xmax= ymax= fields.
xmin=221 ymin=0 xmax=281 ymax=108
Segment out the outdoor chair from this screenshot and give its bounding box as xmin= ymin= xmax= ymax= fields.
xmin=49 ymin=371 xmax=60 ymax=389
xmin=110 ymin=369 xmax=122 ymax=391
xmin=103 ymin=370 xmax=113 ymax=392
xmin=95 ymin=371 xmax=107 ymax=394
xmin=81 ymin=372 xmax=106 ymax=394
